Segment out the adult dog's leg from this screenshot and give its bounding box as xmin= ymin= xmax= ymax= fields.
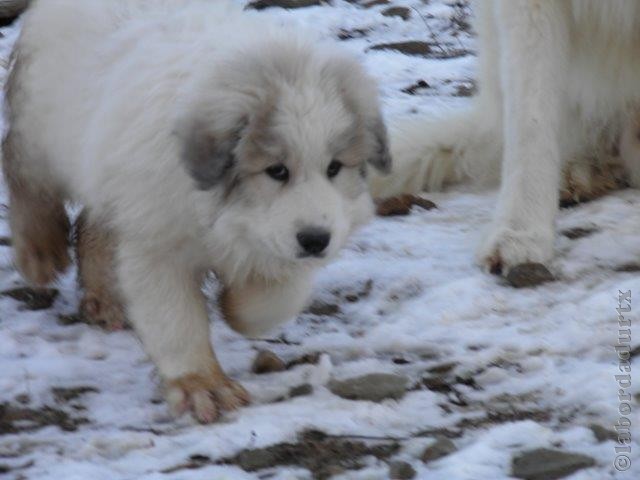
xmin=117 ymin=242 xmax=249 ymax=423
xmin=478 ymin=0 xmax=569 ymax=274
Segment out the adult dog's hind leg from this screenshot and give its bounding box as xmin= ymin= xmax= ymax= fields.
xmin=477 ymin=1 xmax=569 ymax=275
xmin=2 ymin=132 xmax=71 ymax=286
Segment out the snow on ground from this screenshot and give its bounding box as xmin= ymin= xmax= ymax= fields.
xmin=0 ymin=1 xmax=639 ymax=479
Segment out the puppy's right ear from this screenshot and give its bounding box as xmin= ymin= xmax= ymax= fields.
xmin=178 ymin=117 xmax=243 ymax=190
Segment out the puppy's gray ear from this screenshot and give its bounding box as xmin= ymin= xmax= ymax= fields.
xmin=366 ymin=116 xmax=392 ymax=174
xmin=179 ymin=118 xmax=243 ymax=190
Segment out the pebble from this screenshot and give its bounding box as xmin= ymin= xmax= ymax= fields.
xmin=511 ymin=448 xmax=596 ymax=480
xmin=388 ymin=460 xmax=416 ymax=479
xmin=421 ymin=437 xmax=457 ymax=463
xmin=329 ymin=373 xmax=408 ymax=402
xmin=252 ymin=350 xmax=286 ymax=374
xmin=506 ymin=263 xmax=555 ymax=288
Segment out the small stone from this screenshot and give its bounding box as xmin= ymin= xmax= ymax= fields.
xmin=0 ymin=236 xmax=11 ymax=246
xmin=252 ymin=350 xmax=286 ymax=374
xmin=246 ymin=0 xmax=321 ymax=10
xmin=511 ymin=448 xmax=596 ymax=480
xmin=388 ymin=460 xmax=416 ymax=479
xmin=362 ymin=0 xmax=389 ymax=7
xmin=421 ymin=438 xmax=457 ymax=463
xmin=614 ymin=263 xmax=640 ymax=273
xmin=506 ymin=263 xmax=554 ymax=288
xmin=289 ymin=384 xmax=313 ymax=398
xmin=235 ymin=448 xmax=278 ymax=471
xmin=305 ymin=301 xmax=340 ymax=316
xmin=286 ymin=352 xmax=322 ymax=369
xmin=453 ymin=83 xmax=476 ymax=97
xmin=52 ymin=386 xmax=98 ymax=404
xmin=57 ymin=313 xmax=82 ymax=326
xmin=370 ymin=41 xmax=432 ymax=57
xmin=381 ymin=6 xmax=411 ymax=21
xmin=329 ymin=373 xmax=408 ymax=402
xmin=561 ymin=227 xmax=598 ymax=240
xmin=376 ymin=194 xmax=437 ymax=217
xmin=1 ymin=287 xmax=59 ymax=310
xmin=588 ymin=424 xmax=617 ymax=443
xmin=337 ymin=27 xmax=370 ymax=41
xmin=422 ymin=376 xmax=452 ymax=393
xmin=401 ymin=80 xmax=431 ymax=95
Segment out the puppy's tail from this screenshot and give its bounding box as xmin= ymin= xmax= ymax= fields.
xmin=370 ymin=106 xmax=502 ymax=198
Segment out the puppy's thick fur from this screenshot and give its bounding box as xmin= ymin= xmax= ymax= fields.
xmin=373 ymin=0 xmax=640 ymax=273
xmin=4 ymin=0 xmax=390 ymax=422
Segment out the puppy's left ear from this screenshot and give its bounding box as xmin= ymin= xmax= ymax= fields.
xmin=330 ymin=54 xmax=392 ymax=175
xmin=366 ymin=115 xmax=392 ymax=174
xmin=178 ymin=116 xmax=244 ymax=190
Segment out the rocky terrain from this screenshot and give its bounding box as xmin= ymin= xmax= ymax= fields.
xmin=0 ymin=1 xmax=638 ymax=479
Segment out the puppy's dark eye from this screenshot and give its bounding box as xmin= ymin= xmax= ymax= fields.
xmin=265 ymin=164 xmax=289 ymax=182
xmin=327 ymin=160 xmax=343 ymax=179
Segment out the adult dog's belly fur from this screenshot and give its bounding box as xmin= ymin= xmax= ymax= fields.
xmin=374 ymin=0 xmax=640 ymax=273
xmin=4 ymin=0 xmax=389 ymax=423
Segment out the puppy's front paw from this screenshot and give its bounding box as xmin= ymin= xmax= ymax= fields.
xmin=477 ymin=224 xmax=554 ymax=276
xmin=166 ymin=369 xmax=250 ymax=424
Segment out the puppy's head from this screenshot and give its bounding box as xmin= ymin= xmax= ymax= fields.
xmin=177 ymin=39 xmax=390 ymax=282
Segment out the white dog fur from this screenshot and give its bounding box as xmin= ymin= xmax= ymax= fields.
xmin=4 ymin=0 xmax=390 ymax=422
xmin=372 ymin=0 xmax=640 ymax=273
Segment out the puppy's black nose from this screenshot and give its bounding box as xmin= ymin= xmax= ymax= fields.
xmin=297 ymin=228 xmax=331 ymax=256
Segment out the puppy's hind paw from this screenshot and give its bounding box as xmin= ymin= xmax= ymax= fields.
xmin=166 ymin=370 xmax=250 ymax=424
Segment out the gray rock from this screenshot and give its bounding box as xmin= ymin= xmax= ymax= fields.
xmin=421 ymin=437 xmax=457 ymax=463
xmin=252 ymin=350 xmax=286 ymax=374
xmin=381 ymin=6 xmax=411 ymax=21
xmin=388 ymin=460 xmax=416 ymax=479
xmin=511 ymin=448 xmax=596 ymax=480
xmin=329 ymin=373 xmax=408 ymax=402
xmin=362 ymin=0 xmax=389 ymax=8
xmin=305 ymin=301 xmax=341 ymax=316
xmin=235 ymin=448 xmax=278 ymax=471
xmin=561 ymin=227 xmax=598 ymax=240
xmin=370 ymin=41 xmax=432 ymax=57
xmin=506 ymin=263 xmax=555 ymax=288
xmin=246 ymin=0 xmax=321 ymax=10
xmin=289 ymin=384 xmax=313 ymax=398
xmin=589 ymin=424 xmax=617 ymax=443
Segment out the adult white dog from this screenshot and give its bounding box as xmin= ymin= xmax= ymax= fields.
xmin=373 ymin=0 xmax=640 ymax=275
xmin=3 ymin=0 xmax=390 ymax=422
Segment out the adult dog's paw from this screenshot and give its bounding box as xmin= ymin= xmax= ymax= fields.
xmin=477 ymin=225 xmax=554 ymax=277
xmin=166 ymin=370 xmax=250 ymax=424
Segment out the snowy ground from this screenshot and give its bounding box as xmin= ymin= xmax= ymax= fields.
xmin=1 ymin=1 xmax=639 ymax=479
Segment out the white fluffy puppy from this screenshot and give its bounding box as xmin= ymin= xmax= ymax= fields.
xmin=4 ymin=0 xmax=390 ymax=422
xmin=373 ymin=0 xmax=640 ymax=275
